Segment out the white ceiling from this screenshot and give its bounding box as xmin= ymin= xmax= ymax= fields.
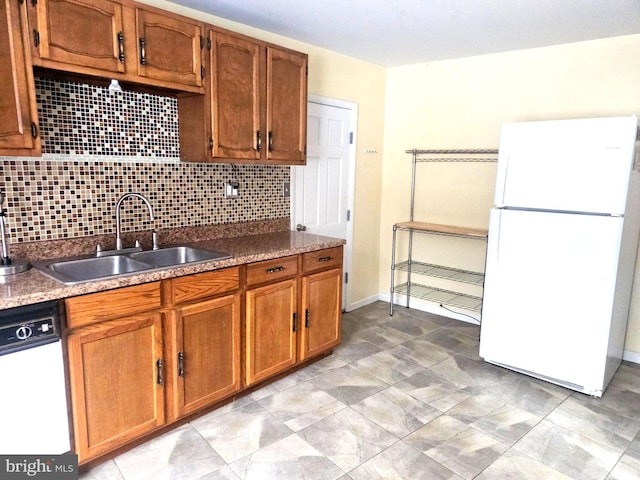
xmin=168 ymin=0 xmax=640 ymax=67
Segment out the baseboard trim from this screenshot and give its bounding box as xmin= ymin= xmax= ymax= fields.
xmin=623 ymin=350 xmax=640 ymax=364
xmin=379 ymin=293 xmax=481 ymax=325
xmin=345 ymin=295 xmax=380 ymax=312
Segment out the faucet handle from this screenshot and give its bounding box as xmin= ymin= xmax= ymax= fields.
xmin=152 ymin=229 xmax=159 ymax=250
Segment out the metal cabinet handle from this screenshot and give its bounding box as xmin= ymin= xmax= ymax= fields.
xmin=305 ymin=309 xmax=310 ymax=328
xmin=256 ymin=131 xmax=262 ymax=152
xmin=266 ymin=266 xmax=284 ymax=274
xmin=156 ymin=358 xmax=163 ymax=385
xmin=139 ymin=37 xmax=146 ymax=65
xmin=318 ymin=256 xmax=332 ymax=262
xmin=292 ymin=312 xmax=297 ymax=332
xmin=117 ymin=32 xmax=124 ymax=62
xmin=268 ymin=131 xmax=273 ymax=152
xmin=178 ymin=352 xmax=184 ymax=377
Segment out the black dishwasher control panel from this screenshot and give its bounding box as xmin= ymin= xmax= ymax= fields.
xmin=0 ymin=300 xmax=61 ymax=355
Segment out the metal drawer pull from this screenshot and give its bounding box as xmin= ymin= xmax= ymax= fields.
xmin=139 ymin=37 xmax=146 ymax=65
xmin=266 ymin=266 xmax=284 ymax=274
xmin=318 ymin=256 xmax=332 ymax=262
xmin=178 ymin=352 xmax=184 ymax=377
xmin=117 ymin=32 xmax=125 ymax=62
xmin=156 ymin=358 xmax=163 ymax=385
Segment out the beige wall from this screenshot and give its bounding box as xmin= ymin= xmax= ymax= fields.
xmin=141 ymin=1 xmax=387 ymax=308
xmin=380 ymin=34 xmax=640 ymax=353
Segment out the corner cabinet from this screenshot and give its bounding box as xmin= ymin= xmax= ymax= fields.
xmin=180 ymin=27 xmax=308 ymax=165
xmin=390 ymin=149 xmax=498 ymax=319
xmin=0 ymin=0 xmax=40 ymax=155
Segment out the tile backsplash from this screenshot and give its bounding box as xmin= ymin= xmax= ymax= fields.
xmin=0 ymin=78 xmax=289 ymax=244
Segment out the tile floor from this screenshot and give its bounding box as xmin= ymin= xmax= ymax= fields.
xmin=80 ymin=301 xmax=640 ymax=480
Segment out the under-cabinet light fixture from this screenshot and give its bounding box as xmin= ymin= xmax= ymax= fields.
xmin=108 ymin=79 xmax=123 ymax=93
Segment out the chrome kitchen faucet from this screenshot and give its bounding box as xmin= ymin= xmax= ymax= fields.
xmin=115 ymin=193 xmax=159 ymax=251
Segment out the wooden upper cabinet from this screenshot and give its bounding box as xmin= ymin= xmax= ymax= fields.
xmin=182 ymin=27 xmax=308 ymax=165
xmin=135 ymin=7 xmax=203 ymax=88
xmin=266 ymin=46 xmax=307 ymax=164
xmin=23 ymin=0 xmax=204 ymax=92
xmin=27 ymin=0 xmax=126 ymax=73
xmin=209 ymin=31 xmax=261 ymax=160
xmin=0 ymin=0 xmax=40 ymax=155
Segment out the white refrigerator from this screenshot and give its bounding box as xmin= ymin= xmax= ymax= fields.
xmin=479 ymin=115 xmax=640 ymax=397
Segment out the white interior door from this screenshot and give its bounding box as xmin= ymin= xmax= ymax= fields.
xmin=292 ymin=97 xmax=356 ymax=310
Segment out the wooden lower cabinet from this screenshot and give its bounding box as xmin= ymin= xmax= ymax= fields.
xmin=245 ymin=278 xmax=297 ymax=386
xmin=65 ymin=250 xmax=342 ymax=464
xmin=167 ymin=293 xmax=241 ymax=420
xmin=300 ymin=268 xmax=342 ymax=361
xmin=66 ymin=312 xmax=165 ymax=463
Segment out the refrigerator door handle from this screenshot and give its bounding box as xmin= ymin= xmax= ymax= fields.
xmin=488 ymin=209 xmax=502 ymax=262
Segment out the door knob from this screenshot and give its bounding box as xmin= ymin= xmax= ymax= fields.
xmin=296 ymin=224 xmax=307 ymax=232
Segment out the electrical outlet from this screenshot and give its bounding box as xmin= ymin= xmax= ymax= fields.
xmin=224 ymin=182 xmax=239 ymax=198
xmin=283 ymin=182 xmax=290 ymax=197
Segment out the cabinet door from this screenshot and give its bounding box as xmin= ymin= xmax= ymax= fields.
xmin=28 ymin=0 xmax=126 ymax=73
xmin=174 ymin=293 xmax=241 ymax=418
xmin=136 ymin=8 xmax=202 ymax=88
xmin=0 ymin=0 xmax=40 ymax=155
xmin=266 ymin=46 xmax=307 ymax=164
xmin=66 ymin=312 xmax=165 ymax=462
xmin=245 ymin=278 xmax=297 ymax=386
xmin=300 ymin=268 xmax=342 ymax=361
xmin=210 ymin=31 xmax=261 ymax=160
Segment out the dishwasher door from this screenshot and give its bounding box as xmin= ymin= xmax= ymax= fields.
xmin=0 ymin=339 xmax=71 ymax=454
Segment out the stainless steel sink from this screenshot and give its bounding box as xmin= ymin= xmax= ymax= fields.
xmin=129 ymin=246 xmax=231 ymax=268
xmin=35 ymin=246 xmax=231 ymax=285
xmin=45 ymin=255 xmax=152 ymax=284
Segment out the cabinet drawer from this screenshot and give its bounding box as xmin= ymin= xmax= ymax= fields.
xmin=246 ymin=255 xmax=298 ymax=287
xmin=303 ymin=247 xmax=343 ymax=273
xmin=168 ymin=267 xmax=240 ymax=305
xmin=65 ymin=282 xmax=161 ymax=328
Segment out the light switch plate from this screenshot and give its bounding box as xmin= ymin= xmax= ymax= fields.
xmin=283 ymin=182 xmax=290 ymax=197
xmin=224 ymin=182 xmax=239 ymax=198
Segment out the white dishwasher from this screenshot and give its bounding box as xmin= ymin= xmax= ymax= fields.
xmin=0 ymin=300 xmax=70 ymax=454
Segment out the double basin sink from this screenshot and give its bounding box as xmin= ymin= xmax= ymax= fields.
xmin=35 ymin=246 xmax=231 ymax=285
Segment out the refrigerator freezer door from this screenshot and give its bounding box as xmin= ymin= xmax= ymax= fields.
xmin=480 ymin=209 xmax=624 ymax=393
xmin=494 ymin=116 xmax=638 ymax=215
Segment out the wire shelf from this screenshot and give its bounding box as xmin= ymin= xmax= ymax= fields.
xmin=394 ymin=261 xmax=484 ymax=285
xmin=394 ymin=282 xmax=483 ymax=312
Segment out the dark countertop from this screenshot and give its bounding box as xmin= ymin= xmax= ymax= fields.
xmin=0 ymin=230 xmax=345 ymax=310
